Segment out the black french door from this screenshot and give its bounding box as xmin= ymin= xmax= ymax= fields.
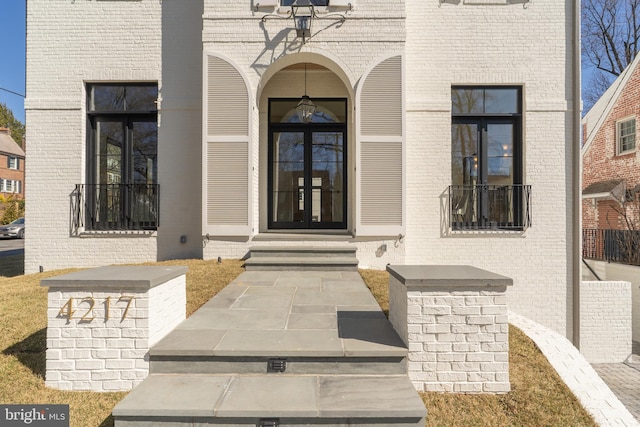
xmin=268 ymin=124 xmax=347 ymax=229
xmin=451 ymin=117 xmax=522 ymax=227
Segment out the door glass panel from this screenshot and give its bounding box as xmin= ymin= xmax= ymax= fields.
xmin=273 ymin=132 xmax=305 ymax=224
xmin=131 ymin=121 xmax=159 ymax=225
xmin=132 ymin=121 xmax=158 ymax=185
xmin=312 ymin=132 xmax=344 ymax=224
xmin=451 ymin=123 xmax=478 ymax=224
xmin=487 ymin=124 xmax=513 ymax=186
xmin=487 ymin=123 xmax=514 ymax=224
xmin=451 ymin=124 xmax=479 ymax=186
xmin=95 ymin=120 xmax=124 ymax=224
xmin=96 ymin=120 xmax=123 ymax=185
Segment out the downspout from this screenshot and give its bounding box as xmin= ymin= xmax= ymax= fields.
xmin=572 ymin=0 xmax=582 ymax=348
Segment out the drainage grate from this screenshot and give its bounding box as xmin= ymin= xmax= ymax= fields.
xmin=267 ymin=358 xmax=287 ymax=373
xmin=258 ymin=418 xmax=280 ymax=427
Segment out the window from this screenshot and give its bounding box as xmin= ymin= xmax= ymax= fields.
xmin=617 ymin=117 xmax=636 ymax=154
xmin=7 ymin=157 xmax=19 ymax=170
xmin=451 ymin=86 xmax=530 ymax=230
xmin=1 ymin=179 xmax=21 ymax=194
xmin=85 ymin=83 xmax=158 ymax=230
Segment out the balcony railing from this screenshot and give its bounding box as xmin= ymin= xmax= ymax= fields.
xmin=448 ymin=185 xmax=531 ymax=231
xmin=582 ymin=228 xmax=640 ymax=266
xmin=71 ymin=184 xmax=159 ymax=234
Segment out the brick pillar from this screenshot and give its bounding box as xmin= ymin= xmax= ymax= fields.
xmin=42 ymin=266 xmax=187 ymax=391
xmin=387 ymin=265 xmax=512 ymax=393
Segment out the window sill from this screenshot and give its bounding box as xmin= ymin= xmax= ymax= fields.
xmin=616 ymin=150 xmax=636 ymax=157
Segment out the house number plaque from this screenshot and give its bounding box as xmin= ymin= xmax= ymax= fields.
xmin=57 ymin=296 xmax=136 ymax=322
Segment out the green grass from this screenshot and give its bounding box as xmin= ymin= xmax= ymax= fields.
xmin=0 ymin=261 xmax=596 ymax=426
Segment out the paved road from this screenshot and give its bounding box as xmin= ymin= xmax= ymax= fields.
xmin=0 ymin=237 xmax=24 ymax=256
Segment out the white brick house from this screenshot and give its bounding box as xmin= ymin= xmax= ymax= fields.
xmin=25 ymin=0 xmax=581 ymax=339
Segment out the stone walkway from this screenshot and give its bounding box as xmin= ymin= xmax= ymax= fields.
xmin=593 ymin=341 xmax=640 ymax=422
xmin=509 ymin=312 xmax=640 ymax=427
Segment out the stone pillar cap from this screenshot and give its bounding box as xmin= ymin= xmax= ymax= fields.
xmin=41 ymin=266 xmax=188 ymax=290
xmin=386 ymin=265 xmax=512 ymax=288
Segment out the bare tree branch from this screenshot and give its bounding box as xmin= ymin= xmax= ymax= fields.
xmin=582 ymin=0 xmax=640 ymax=112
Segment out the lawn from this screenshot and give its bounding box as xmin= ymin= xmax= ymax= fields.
xmin=0 ymin=261 xmax=596 ymax=427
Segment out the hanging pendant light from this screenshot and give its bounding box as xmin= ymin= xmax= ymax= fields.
xmin=296 ymin=62 xmax=316 ymax=123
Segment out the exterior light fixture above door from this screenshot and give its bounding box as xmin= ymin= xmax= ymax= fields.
xmin=296 ymin=63 xmax=316 ymax=123
xmin=259 ymin=0 xmax=352 ymax=44
xmin=291 ymin=0 xmax=314 ymax=43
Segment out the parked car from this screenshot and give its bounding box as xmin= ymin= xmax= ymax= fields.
xmin=0 ymin=217 xmax=25 ymax=239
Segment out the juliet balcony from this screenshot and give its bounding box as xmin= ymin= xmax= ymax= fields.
xmin=448 ymin=185 xmax=532 ymax=231
xmin=71 ymin=184 xmax=159 ymax=234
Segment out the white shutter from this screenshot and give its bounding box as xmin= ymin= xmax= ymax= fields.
xmin=356 ymin=55 xmax=405 ymax=236
xmin=202 ymin=54 xmax=252 ymax=236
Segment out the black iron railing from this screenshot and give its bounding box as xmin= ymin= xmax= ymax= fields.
xmin=448 ymin=185 xmax=531 ymax=231
xmin=582 ymin=228 xmax=640 ymax=266
xmin=71 ymin=184 xmax=159 ymax=233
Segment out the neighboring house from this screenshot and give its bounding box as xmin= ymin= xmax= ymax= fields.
xmin=0 ymin=127 xmax=25 ymax=199
xmin=582 ymin=59 xmax=640 ymax=343
xmin=25 ymin=1 xmax=581 ymax=339
xmin=582 ymin=54 xmax=640 ymax=265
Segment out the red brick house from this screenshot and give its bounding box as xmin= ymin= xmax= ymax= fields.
xmin=0 ymin=128 xmax=25 ymax=199
xmin=582 ymin=56 xmax=640 ymax=264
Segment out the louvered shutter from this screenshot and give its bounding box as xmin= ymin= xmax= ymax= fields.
xmin=202 ymin=54 xmax=252 ymax=236
xmin=355 ymin=55 xmax=405 ymax=236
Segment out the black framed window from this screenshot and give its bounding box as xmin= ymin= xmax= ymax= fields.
xmin=85 ymin=84 xmax=159 ymax=230
xmin=451 ymin=87 xmax=529 ymax=230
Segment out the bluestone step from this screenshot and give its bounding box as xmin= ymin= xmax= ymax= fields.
xmin=245 ymin=246 xmax=359 ymax=271
xmin=113 ymin=374 xmax=427 ymax=427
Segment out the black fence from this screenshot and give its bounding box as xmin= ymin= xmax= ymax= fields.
xmin=71 ymin=184 xmax=159 ymax=234
xmin=583 ymin=228 xmax=640 ymax=266
xmin=448 ymin=185 xmax=531 ymax=231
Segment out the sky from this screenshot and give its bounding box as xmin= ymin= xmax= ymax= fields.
xmin=0 ymin=0 xmax=26 ymax=123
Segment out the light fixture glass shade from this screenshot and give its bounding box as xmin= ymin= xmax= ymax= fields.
xmin=296 ymin=95 xmax=316 ymax=123
xmin=295 ymin=15 xmax=311 ymax=38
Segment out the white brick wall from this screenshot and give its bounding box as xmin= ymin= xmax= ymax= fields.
xmin=27 ymin=0 xmax=577 ymax=339
xmin=580 ymin=281 xmax=632 ymax=363
xmin=389 ymin=272 xmax=510 ymax=394
xmin=44 ymin=274 xmax=185 ymax=392
xmin=583 ymin=260 xmax=640 ymax=342
xmin=25 ymin=0 xmax=161 ymax=273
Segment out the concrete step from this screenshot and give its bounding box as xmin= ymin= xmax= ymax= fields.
xmin=113 ymin=374 xmax=427 ymax=427
xmin=149 ymin=311 xmax=408 ymax=375
xmin=249 ymin=246 xmax=357 ymax=258
xmin=245 ymin=246 xmax=359 ymax=271
xmin=244 ymin=256 xmax=359 ymax=271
